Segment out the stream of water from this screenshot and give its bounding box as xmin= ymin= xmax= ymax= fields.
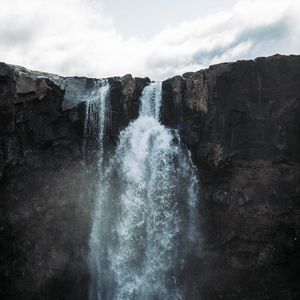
xmin=88 ymin=82 xmax=200 ymax=300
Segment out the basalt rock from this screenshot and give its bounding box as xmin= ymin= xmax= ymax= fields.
xmin=0 ymin=63 xmax=149 ymax=300
xmin=0 ymin=55 xmax=299 ymax=300
xmin=162 ymin=54 xmax=300 ymax=300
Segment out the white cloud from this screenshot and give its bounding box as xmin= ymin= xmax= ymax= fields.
xmin=0 ymin=0 xmax=299 ymax=80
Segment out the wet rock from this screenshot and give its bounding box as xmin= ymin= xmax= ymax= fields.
xmin=162 ymin=54 xmax=300 ymax=300
xmin=0 ymin=63 xmax=149 ymax=300
xmin=0 ymin=55 xmax=299 ymax=300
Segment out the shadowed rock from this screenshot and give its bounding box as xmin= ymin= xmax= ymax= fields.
xmin=162 ymin=54 xmax=300 ymax=300
xmin=0 ymin=55 xmax=299 ymax=299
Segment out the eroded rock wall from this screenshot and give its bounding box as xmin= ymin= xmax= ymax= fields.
xmin=0 ymin=63 xmax=148 ymax=300
xmin=0 ymin=55 xmax=299 ymax=300
xmin=162 ymin=54 xmax=300 ymax=299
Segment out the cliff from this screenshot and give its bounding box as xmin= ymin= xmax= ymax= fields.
xmin=0 ymin=64 xmax=149 ymax=299
xmin=162 ymin=54 xmax=300 ymax=299
xmin=0 ymin=55 xmax=299 ymax=299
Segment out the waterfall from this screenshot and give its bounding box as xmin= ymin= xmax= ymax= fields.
xmin=84 ymin=79 xmax=110 ymax=172
xmin=88 ymin=82 xmax=200 ymax=300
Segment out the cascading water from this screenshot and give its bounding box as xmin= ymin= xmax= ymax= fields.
xmin=88 ymin=82 xmax=200 ymax=300
xmin=84 ymin=79 xmax=110 ymax=172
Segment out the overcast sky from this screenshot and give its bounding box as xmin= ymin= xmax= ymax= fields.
xmin=0 ymin=0 xmax=299 ymax=79
xmin=100 ymin=0 xmax=238 ymax=38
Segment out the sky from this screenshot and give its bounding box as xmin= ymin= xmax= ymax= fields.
xmin=100 ymin=0 xmax=238 ymax=38
xmin=0 ymin=0 xmax=299 ymax=80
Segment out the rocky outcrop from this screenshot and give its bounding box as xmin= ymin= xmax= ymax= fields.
xmin=162 ymin=54 xmax=300 ymax=299
xmin=0 ymin=54 xmax=299 ymax=300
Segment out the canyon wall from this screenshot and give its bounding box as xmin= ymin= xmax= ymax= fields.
xmin=0 ymin=55 xmax=299 ymax=299
xmin=0 ymin=64 xmax=148 ymax=299
xmin=162 ymin=54 xmax=300 ymax=299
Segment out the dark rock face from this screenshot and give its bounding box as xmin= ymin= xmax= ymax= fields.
xmin=0 ymin=54 xmax=299 ymax=300
xmin=108 ymin=74 xmax=150 ymax=146
xmin=162 ymin=54 xmax=300 ymax=299
xmin=0 ymin=64 xmax=148 ymax=300
xmin=0 ymin=63 xmax=88 ymax=300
